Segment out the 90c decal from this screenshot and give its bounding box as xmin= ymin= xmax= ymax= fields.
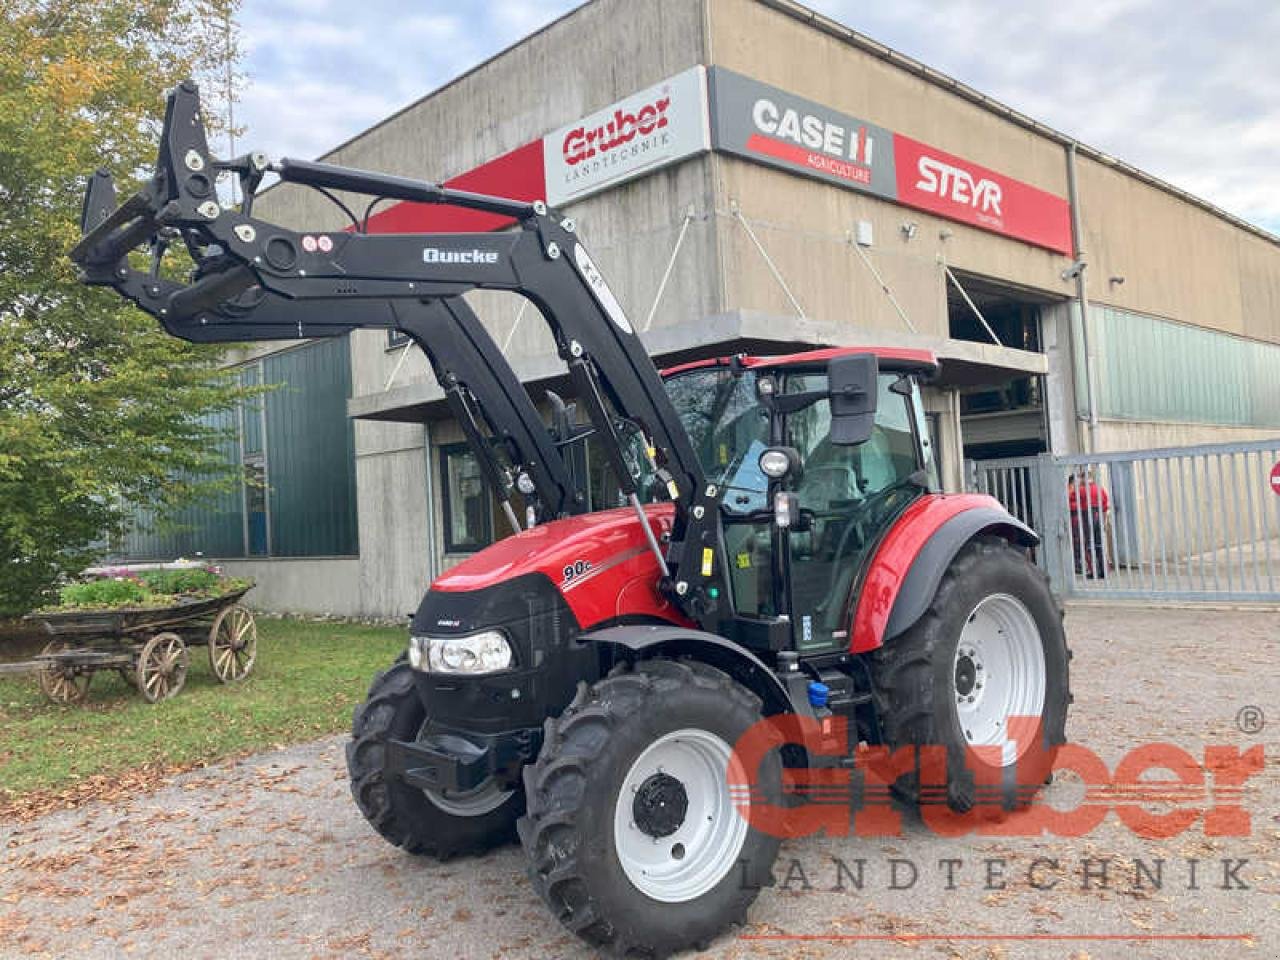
xmin=562 ymin=559 xmax=593 ymax=587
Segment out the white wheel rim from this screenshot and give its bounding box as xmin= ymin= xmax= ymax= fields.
xmin=953 ymin=593 xmax=1046 ymax=765
xmin=613 ymin=728 xmax=749 ymax=903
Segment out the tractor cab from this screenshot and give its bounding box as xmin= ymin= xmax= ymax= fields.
xmin=659 ymin=348 xmax=939 ymax=654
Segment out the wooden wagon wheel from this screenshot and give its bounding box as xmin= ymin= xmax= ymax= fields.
xmin=208 ymin=604 xmax=257 ymax=683
xmin=135 ymin=632 xmax=189 ymax=703
xmin=36 ymin=641 xmax=92 ymax=705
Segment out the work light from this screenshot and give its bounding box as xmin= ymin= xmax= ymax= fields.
xmin=759 ymin=446 xmax=801 ymax=480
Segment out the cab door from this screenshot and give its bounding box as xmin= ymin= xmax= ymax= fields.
xmin=783 ymin=372 xmax=929 ymax=652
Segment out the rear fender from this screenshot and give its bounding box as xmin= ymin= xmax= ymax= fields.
xmin=849 ymin=495 xmax=1037 ymax=654
xmin=586 ymin=624 xmax=794 ymax=717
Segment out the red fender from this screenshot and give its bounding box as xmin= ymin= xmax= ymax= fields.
xmin=848 ymin=493 xmax=1014 ymax=654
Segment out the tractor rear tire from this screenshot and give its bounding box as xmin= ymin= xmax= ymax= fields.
xmin=870 ymin=537 xmax=1069 ymax=812
xmin=519 ymin=659 xmax=782 ymax=958
xmin=346 ymin=659 xmax=523 ymax=858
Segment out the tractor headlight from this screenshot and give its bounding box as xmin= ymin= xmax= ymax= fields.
xmin=408 ymin=630 xmax=513 ymax=674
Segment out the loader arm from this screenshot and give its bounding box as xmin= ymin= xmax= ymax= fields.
xmin=70 ymin=80 xmax=731 ymax=624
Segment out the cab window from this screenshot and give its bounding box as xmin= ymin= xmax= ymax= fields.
xmin=663 ymin=368 xmax=769 ymax=514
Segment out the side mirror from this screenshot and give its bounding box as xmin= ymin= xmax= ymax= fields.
xmin=827 ymin=353 xmax=878 ymax=445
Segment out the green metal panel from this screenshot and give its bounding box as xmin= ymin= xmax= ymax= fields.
xmin=262 ymin=336 xmax=358 ymax=556
xmin=115 ymin=405 xmax=245 ymax=560
xmin=1080 ymin=305 xmax=1280 ymax=428
xmin=114 ymin=337 xmax=357 ymax=562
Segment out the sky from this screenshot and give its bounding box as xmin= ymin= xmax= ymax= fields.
xmin=232 ymin=0 xmax=1280 ymax=236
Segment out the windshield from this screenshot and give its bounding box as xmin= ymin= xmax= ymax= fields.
xmin=663 ymin=368 xmax=770 ymax=514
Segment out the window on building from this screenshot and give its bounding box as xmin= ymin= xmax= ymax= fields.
xmin=441 ymin=444 xmax=492 ymax=552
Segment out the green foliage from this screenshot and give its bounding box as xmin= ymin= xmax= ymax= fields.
xmin=57 ymin=577 xmax=149 ymax=608
xmin=0 ymin=0 xmax=247 ymax=615
xmin=0 ymin=617 xmax=407 ymax=799
xmin=136 ymin=567 xmax=221 ymax=595
xmin=45 ymin=568 xmax=250 ymax=610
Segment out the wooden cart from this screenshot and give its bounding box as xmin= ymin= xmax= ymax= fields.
xmin=24 ymin=586 xmax=257 ymax=704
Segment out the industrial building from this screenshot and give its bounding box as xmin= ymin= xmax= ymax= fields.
xmin=119 ymin=0 xmax=1280 ymax=617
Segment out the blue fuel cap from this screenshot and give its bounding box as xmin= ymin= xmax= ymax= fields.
xmin=807 ymin=681 xmax=830 ymax=709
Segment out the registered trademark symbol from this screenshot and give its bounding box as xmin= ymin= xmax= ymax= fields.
xmin=1236 ymin=705 xmax=1265 ymax=735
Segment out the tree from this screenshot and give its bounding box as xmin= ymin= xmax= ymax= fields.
xmin=0 ymin=0 xmax=248 ymax=614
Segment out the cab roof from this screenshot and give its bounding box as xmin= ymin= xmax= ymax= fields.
xmin=661 ymin=345 xmax=939 ymax=378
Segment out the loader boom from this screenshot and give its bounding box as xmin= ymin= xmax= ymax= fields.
xmin=70 ymin=80 xmax=730 ymax=622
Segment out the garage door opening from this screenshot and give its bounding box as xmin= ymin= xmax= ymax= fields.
xmin=946 ymin=271 xmax=1064 ymax=461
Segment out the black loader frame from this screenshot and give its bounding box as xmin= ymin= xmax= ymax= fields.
xmin=70 ymin=80 xmax=741 ymax=627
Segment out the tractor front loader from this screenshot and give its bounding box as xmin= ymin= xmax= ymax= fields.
xmin=72 ymin=81 xmax=1070 ymax=958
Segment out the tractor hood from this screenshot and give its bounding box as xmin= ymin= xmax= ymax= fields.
xmin=431 ymin=503 xmax=690 ymax=630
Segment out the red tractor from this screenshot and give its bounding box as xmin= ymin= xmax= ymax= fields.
xmin=74 ymin=82 xmax=1069 ymax=958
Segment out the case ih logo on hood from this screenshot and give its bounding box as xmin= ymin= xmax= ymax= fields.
xmin=915 ymin=155 xmax=1003 ymax=218
xmin=422 ymin=247 xmax=499 ymax=264
xmin=562 ymin=96 xmax=672 ymax=166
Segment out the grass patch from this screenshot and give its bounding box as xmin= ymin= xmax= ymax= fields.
xmin=0 ymin=616 xmax=405 ymax=801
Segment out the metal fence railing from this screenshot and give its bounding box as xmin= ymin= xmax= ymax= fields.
xmin=969 ymin=439 xmax=1280 ymax=602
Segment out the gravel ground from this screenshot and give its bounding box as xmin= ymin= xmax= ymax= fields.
xmin=2 ymin=604 xmax=1276 ymax=959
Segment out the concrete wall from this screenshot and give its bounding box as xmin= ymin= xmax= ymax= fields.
xmin=706 ymin=0 xmax=1078 ymax=332
xmin=1094 ymin=420 xmax=1280 ymax=454
xmin=1077 ymin=161 xmax=1280 ymax=345
xmin=221 ymin=557 xmax=363 ymax=617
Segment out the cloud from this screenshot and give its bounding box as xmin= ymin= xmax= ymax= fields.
xmin=234 ymin=0 xmax=580 ymax=162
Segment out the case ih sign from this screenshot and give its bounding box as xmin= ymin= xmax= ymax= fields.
xmin=707 ymin=67 xmax=897 ymax=202
xmin=708 ymin=67 xmax=1073 ymax=255
xmin=364 ymin=64 xmax=1070 ymax=255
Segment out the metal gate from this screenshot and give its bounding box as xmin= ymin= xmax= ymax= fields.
xmin=969 ymin=439 xmax=1280 ymax=602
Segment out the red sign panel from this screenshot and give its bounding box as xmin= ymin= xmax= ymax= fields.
xmin=893 ymin=133 xmax=1073 ymax=255
xmin=1270 ymin=461 xmax=1280 ymax=497
xmin=361 ymin=139 xmax=545 ymax=235
xmin=744 ymin=133 xmax=874 ymax=186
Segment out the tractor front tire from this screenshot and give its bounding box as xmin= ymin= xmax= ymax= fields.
xmin=871 ymin=536 xmax=1070 ymax=812
xmin=346 ymin=659 xmax=523 ymax=858
xmin=519 ymin=659 xmax=782 ymax=958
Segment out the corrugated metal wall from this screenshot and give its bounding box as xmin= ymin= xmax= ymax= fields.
xmin=115 ymin=405 xmax=244 ymax=561
xmin=263 ymin=337 xmax=358 ymax=556
xmin=1077 ymin=305 xmax=1280 ymax=427
xmin=114 ymin=337 xmax=357 ymax=561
